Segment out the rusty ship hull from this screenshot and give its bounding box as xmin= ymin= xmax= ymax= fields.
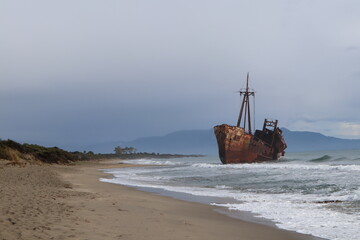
xmin=213 ymin=73 xmax=287 ymax=164
xmin=214 ymin=124 xmax=286 ymax=164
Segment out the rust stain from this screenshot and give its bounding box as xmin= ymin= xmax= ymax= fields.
xmin=214 ymin=73 xmax=287 ymax=164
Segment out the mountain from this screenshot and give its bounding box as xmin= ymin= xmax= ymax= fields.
xmin=82 ymin=140 xmax=126 ymax=153
xmin=281 ymin=128 xmax=360 ymax=152
xmin=82 ymin=129 xmax=217 ymax=154
xmin=84 ymin=128 xmax=360 ymax=154
xmin=125 ymin=129 xmax=217 ymax=155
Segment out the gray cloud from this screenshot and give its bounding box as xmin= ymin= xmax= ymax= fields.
xmin=1 ymin=0 xmax=360 ymax=148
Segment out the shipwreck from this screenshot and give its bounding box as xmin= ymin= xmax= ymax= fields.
xmin=214 ymin=73 xmax=287 ymax=164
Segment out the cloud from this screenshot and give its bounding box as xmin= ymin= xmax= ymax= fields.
xmin=288 ymin=120 xmax=360 ymax=139
xmin=338 ymin=122 xmax=360 ymax=138
xmin=1 ymin=0 xmax=360 ymax=146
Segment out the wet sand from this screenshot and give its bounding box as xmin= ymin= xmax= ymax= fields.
xmin=0 ymin=160 xmax=320 ymax=240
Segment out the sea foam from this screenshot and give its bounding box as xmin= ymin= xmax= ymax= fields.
xmin=101 ymin=152 xmax=360 ymax=240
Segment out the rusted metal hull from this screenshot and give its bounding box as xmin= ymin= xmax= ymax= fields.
xmin=214 ymin=124 xmax=286 ymax=164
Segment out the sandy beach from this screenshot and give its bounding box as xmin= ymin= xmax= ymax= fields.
xmin=0 ymin=160 xmax=319 ymax=240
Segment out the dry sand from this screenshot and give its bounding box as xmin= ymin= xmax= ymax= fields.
xmin=0 ymin=160 xmax=319 ymax=240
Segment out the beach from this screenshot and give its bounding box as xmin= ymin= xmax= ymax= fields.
xmin=0 ymin=160 xmax=318 ymax=240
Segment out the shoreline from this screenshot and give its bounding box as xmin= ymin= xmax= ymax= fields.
xmin=98 ymin=160 xmax=326 ymax=240
xmin=1 ymin=160 xmax=323 ymax=240
xmin=122 ymin=185 xmax=280 ymax=228
xmin=65 ymin=160 xmax=321 ymax=240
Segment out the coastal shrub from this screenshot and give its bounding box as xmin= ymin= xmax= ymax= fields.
xmin=4 ymin=148 xmax=21 ymax=163
xmin=0 ymin=147 xmax=22 ymax=164
xmin=0 ymin=146 xmax=8 ymax=159
xmin=0 ymin=140 xmax=81 ymax=164
xmin=23 ymin=144 xmax=75 ymax=163
xmin=0 ymin=140 xmax=25 ymax=153
xmin=0 ymin=140 xmax=20 ymax=160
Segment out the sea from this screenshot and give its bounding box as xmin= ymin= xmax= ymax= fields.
xmin=100 ymin=150 xmax=360 ymax=240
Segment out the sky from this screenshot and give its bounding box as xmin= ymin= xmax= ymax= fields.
xmin=1 ymin=0 xmax=360 ymax=148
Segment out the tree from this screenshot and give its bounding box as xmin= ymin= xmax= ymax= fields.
xmin=123 ymin=147 xmax=137 ymax=154
xmin=114 ymin=146 xmax=137 ymax=155
xmin=114 ymin=146 xmax=124 ymax=155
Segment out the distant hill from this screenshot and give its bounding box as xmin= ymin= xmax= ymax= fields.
xmin=281 ymin=128 xmax=360 ymax=152
xmin=85 ymin=128 xmax=360 ymax=154
xmin=84 ymin=129 xmax=217 ymax=154
xmin=125 ymin=129 xmax=217 ymax=155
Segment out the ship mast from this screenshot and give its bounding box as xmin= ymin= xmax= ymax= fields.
xmin=236 ymin=72 xmax=255 ymax=134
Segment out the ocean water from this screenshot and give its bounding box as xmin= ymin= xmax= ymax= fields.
xmin=100 ymin=150 xmax=360 ymax=240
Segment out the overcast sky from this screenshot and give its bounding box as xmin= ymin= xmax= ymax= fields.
xmin=1 ymin=0 xmax=360 ymax=148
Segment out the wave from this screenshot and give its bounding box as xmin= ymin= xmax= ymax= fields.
xmin=191 ymin=162 xmax=360 ymax=172
xmin=101 ymin=171 xmax=360 ymax=240
xmin=121 ymin=159 xmax=183 ymax=166
xmin=309 ymin=155 xmax=332 ymax=162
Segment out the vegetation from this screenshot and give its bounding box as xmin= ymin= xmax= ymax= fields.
xmin=0 ymin=140 xmax=203 ymax=165
xmin=0 ymin=139 xmax=93 ymax=164
xmin=112 ymin=145 xmax=202 ymax=159
xmin=114 ymin=146 xmax=137 ymax=155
